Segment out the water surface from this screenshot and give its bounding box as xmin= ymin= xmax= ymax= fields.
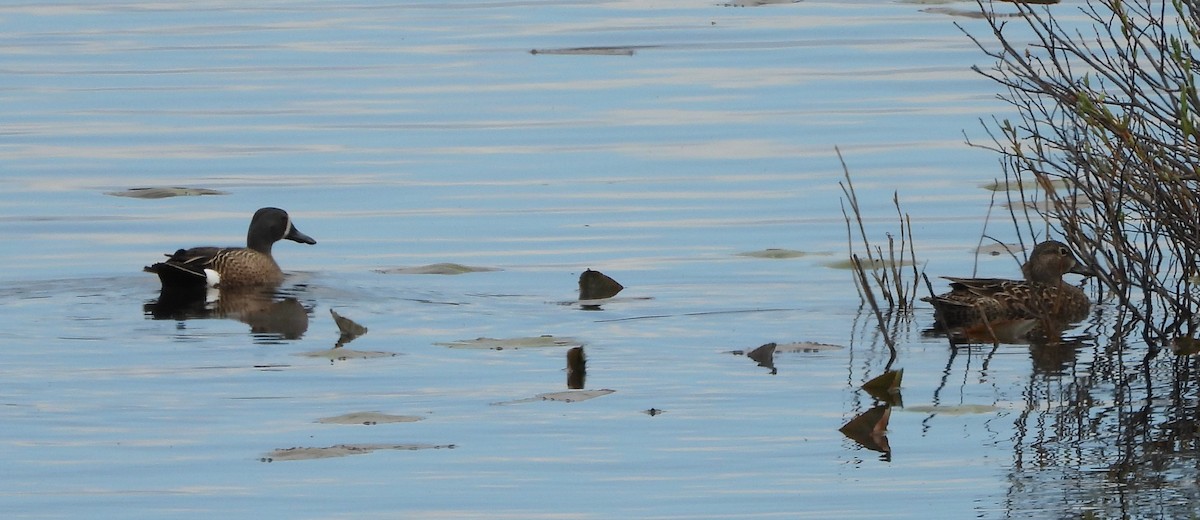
xmin=2 ymin=1 xmax=1187 ymax=519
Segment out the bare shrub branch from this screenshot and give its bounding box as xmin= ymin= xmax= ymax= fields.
xmin=964 ymin=0 xmax=1200 ymax=349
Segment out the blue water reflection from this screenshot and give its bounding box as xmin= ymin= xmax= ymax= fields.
xmin=1 ymin=1 xmax=1181 ymax=519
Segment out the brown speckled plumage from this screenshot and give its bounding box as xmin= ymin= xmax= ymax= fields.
xmin=923 ymin=241 xmax=1092 ymax=332
xmin=145 ymin=207 xmax=316 ymax=289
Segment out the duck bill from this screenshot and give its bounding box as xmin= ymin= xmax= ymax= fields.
xmin=1069 ymin=260 xmax=1095 ymax=277
xmin=286 ymin=224 xmax=317 ymax=245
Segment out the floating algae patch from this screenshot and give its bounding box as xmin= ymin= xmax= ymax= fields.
xmin=530 ymin=46 xmax=642 ymax=56
xmin=1006 ymin=195 xmax=1092 ymax=212
xmin=533 ymin=389 xmax=614 ymax=402
xmin=375 ymin=263 xmax=500 ymax=275
xmin=981 ymin=178 xmax=1071 ymax=192
xmin=300 ymin=347 xmax=398 ymax=361
xmin=824 ymin=257 xmax=916 ymax=270
xmin=736 ymin=248 xmax=811 ymax=259
xmin=494 ymin=389 xmax=616 ymax=405
xmin=435 ymin=335 xmax=583 ymax=350
xmin=105 ymin=186 xmax=228 ymax=199
xmin=976 ymin=242 xmax=1023 ymax=256
xmin=262 ymin=443 xmax=455 ymax=462
xmin=316 ymin=412 xmax=423 ymax=425
xmin=773 ymin=341 xmax=845 ymax=353
xmin=720 ymin=0 xmax=800 ymax=5
xmin=904 ymin=404 xmax=1003 ymax=415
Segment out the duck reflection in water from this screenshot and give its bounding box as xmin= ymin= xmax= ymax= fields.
xmin=567 ymin=346 xmax=586 ymax=389
xmin=144 ymin=285 xmax=310 ymax=340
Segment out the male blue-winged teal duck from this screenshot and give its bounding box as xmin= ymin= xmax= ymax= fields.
xmin=144 ymin=207 xmax=316 ymax=289
xmin=923 ymin=240 xmax=1094 ymax=333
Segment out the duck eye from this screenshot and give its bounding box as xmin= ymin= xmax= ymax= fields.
xmin=1059 ymin=247 xmax=1069 ymax=256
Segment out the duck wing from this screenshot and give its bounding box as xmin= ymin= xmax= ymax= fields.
xmin=144 ymin=247 xmax=222 ymax=287
xmin=944 ymin=276 xmax=1065 ymax=320
xmin=919 ymin=277 xmax=1022 ymax=326
xmin=942 ymin=277 xmax=1022 ymax=298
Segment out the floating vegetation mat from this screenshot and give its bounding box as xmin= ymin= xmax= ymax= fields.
xmin=976 ymin=242 xmax=1023 ymax=256
xmin=980 ymin=178 xmax=1071 ymax=192
xmin=773 ymin=341 xmax=845 ymax=353
xmin=262 ymin=443 xmax=455 ymax=462
xmin=903 ymin=404 xmax=1002 ymax=415
xmin=299 ymin=347 xmax=398 ymax=361
xmin=316 ymin=412 xmax=423 ymax=425
xmin=435 ymin=335 xmax=584 ymax=350
xmin=824 ymin=257 xmax=916 ymax=270
xmin=105 ymin=186 xmax=228 ymax=199
xmin=375 ymin=263 xmax=501 ymax=275
xmin=530 ymin=46 xmax=641 ymax=56
xmin=736 ymin=248 xmax=812 ymax=259
xmin=494 ymin=389 xmax=616 ymax=405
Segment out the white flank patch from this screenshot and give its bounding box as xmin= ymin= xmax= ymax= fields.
xmin=203 ymin=268 xmax=221 ymax=287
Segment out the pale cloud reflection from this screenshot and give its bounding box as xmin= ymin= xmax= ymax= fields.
xmin=1 ymin=143 xmax=347 ymax=160
xmin=389 ymin=138 xmax=963 ymax=161
xmin=1 ymin=137 xmax=964 ymax=163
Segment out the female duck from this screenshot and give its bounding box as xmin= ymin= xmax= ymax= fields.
xmin=924 ymin=240 xmax=1093 ymax=332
